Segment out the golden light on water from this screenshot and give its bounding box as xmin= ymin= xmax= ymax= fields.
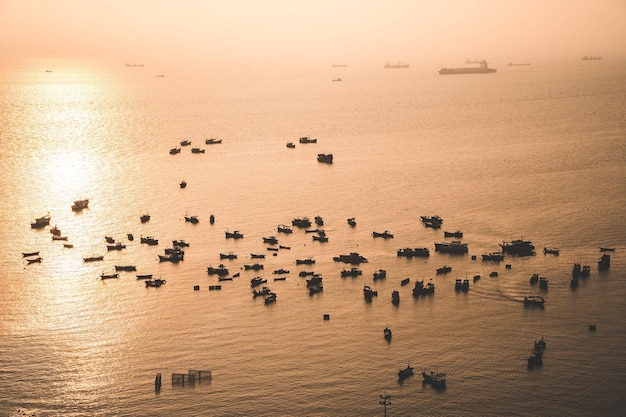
xmin=40 ymin=149 xmax=95 ymax=199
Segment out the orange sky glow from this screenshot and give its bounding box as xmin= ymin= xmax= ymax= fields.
xmin=1 ymin=0 xmax=625 ymax=71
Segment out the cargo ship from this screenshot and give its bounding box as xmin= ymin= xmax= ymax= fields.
xmin=384 ymin=61 xmax=410 ymax=69
xmin=438 ymin=60 xmax=496 ymax=75
xmin=581 ymin=56 xmax=602 ymax=61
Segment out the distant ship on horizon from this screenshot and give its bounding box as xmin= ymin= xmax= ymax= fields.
xmin=331 ymin=64 xmax=348 ymax=68
xmin=125 ymin=63 xmax=145 ymax=67
xmin=384 ymin=61 xmax=410 ymax=69
xmin=439 ymin=59 xmax=496 ymax=75
xmin=581 ymin=56 xmax=602 ymax=61
xmin=507 ymin=62 xmax=531 ymax=66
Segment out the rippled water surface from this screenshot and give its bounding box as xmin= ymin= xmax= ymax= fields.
xmin=1 ymin=61 xmax=625 ymax=416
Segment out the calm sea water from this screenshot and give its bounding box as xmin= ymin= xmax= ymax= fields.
xmin=1 ymin=60 xmax=625 ymax=417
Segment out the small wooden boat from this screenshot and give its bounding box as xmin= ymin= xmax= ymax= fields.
xmin=83 ymin=255 xmax=104 ymax=262
xmin=136 ymin=274 xmax=153 ymax=280
xmin=22 ymin=251 xmax=40 ymax=257
xmin=384 ymin=327 xmax=392 ymax=341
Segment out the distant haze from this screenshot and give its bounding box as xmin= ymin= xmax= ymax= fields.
xmin=1 ymin=0 xmax=625 ymax=71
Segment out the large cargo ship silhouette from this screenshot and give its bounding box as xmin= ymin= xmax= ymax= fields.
xmin=439 ymin=59 xmax=496 ymax=75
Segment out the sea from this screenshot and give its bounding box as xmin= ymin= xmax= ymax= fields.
xmin=1 ymin=59 xmax=625 ymax=417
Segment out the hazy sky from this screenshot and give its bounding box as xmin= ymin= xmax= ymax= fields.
xmin=1 ymin=0 xmax=625 ymax=70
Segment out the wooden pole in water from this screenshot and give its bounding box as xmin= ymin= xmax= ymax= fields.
xmin=379 ymin=393 xmax=391 ymax=417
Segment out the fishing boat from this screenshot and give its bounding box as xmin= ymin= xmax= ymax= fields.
xmin=398 ymin=363 xmax=414 ymax=381
xmin=292 ymin=217 xmax=312 ymax=228
xmin=436 ymin=265 xmax=452 ymax=274
xmin=341 ymin=267 xmax=362 ymax=277
xmin=372 ymin=230 xmax=393 ymax=239
xmin=136 ymin=274 xmax=153 ymax=280
xmin=482 ymin=252 xmax=504 ymax=261
xmin=384 ymin=327 xmax=392 ymax=341
xmin=543 ymin=247 xmax=560 ymax=255
xmin=184 ymin=215 xmax=199 ymax=224
xmin=392 ymin=290 xmax=400 ymax=305
xmin=412 ymin=280 xmax=435 ymax=296
xmin=277 ymin=224 xmax=293 ymax=234
xmin=140 ymin=236 xmax=158 ymax=245
xmin=299 ymin=136 xmax=317 ymax=143
xmin=296 ymin=258 xmax=315 ymax=265
xmin=363 ymin=285 xmax=378 ymax=299
xmin=100 ymin=273 xmax=119 ymax=280
xmin=422 ymin=371 xmax=446 ymax=388
xmin=107 ymin=243 xmax=126 ymax=251
xmin=115 ymin=265 xmax=136 ymax=271
xmin=71 ymin=199 xmax=89 ymax=211
xmin=22 ymin=251 xmax=40 ymax=257
xmin=434 ymin=240 xmax=468 ymax=254
xmin=250 ymin=277 xmax=267 ymax=287
xmin=205 ymin=138 xmax=222 ymax=144
xmin=317 ymin=153 xmax=333 ymax=163
xmin=333 ymin=252 xmax=368 ymax=264
xmin=244 ymin=263 xmax=264 ymax=271
xmin=373 ymin=269 xmax=387 ymax=280
xmin=500 ymin=239 xmax=536 ymax=256
xmin=31 ymin=214 xmax=51 ymax=229
xmin=598 ymin=254 xmax=611 ymax=270
xmin=225 ymin=230 xmax=244 ymax=239
xmin=207 ymin=264 xmax=229 ymax=276
xmin=421 ymin=215 xmax=443 ymax=228
xmin=83 ymin=255 xmax=104 ymax=262
xmin=524 ymin=295 xmax=545 ymax=306
xmin=397 ymin=247 xmax=430 ymax=258
xmin=145 ymin=278 xmax=166 ymax=287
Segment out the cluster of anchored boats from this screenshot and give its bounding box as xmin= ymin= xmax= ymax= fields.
xmin=24 ymin=157 xmax=617 ymax=384
xmin=285 ymin=136 xmax=334 ymax=164
xmin=25 ymin=202 xmax=615 ymax=309
xmin=168 ymin=138 xmax=222 ymax=155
